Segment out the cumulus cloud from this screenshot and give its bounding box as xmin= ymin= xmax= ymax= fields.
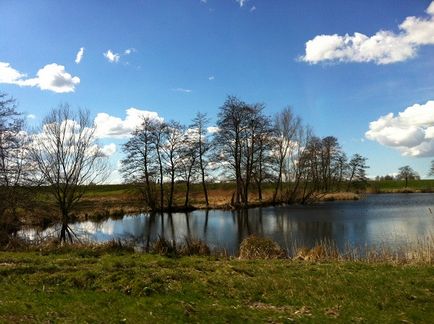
xmin=208 ymin=76 xmax=215 ymax=81
xmin=94 ymin=107 xmax=164 ymax=139
xmin=103 ymin=50 xmax=120 ymax=63
xmin=0 ymin=61 xmax=80 ymax=93
xmin=25 ymin=64 xmax=80 ymax=93
xmin=302 ymin=1 xmax=434 ymax=64
xmin=75 ymin=47 xmax=84 ymax=64
xmin=365 ymin=100 xmax=434 ymax=157
xmin=250 ymin=6 xmax=256 ymax=12
xmin=27 ymin=114 xmax=36 ymax=120
xmin=0 ymin=62 xmax=26 ymax=83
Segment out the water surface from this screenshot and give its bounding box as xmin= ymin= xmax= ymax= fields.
xmin=21 ymin=193 xmax=434 ymax=254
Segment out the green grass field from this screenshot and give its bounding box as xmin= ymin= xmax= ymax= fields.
xmin=30 ymin=179 xmax=434 ymax=202
xmin=369 ymin=179 xmax=434 ymax=191
xmin=1 ymin=249 xmax=433 ymax=323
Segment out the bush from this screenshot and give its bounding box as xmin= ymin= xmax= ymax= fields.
xmin=239 ymin=235 xmax=286 ymax=260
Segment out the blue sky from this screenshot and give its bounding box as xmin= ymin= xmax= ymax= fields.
xmin=1 ymin=0 xmax=434 ymax=181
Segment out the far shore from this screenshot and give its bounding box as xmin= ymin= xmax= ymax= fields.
xmin=14 ymin=179 xmax=434 ymax=227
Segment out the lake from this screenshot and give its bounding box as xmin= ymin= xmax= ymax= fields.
xmin=20 ymin=193 xmax=434 ymax=255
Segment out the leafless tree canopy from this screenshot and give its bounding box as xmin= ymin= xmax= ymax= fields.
xmin=121 ymin=95 xmax=370 ymax=210
xmin=397 ymin=165 xmax=419 ymax=187
xmin=31 ymin=104 xmax=109 ymax=242
xmin=0 ymin=93 xmax=34 ymax=232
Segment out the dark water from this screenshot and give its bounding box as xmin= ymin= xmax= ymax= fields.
xmin=20 ymin=193 xmax=434 ymax=254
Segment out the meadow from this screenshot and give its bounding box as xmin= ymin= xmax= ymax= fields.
xmin=1 ymin=245 xmax=433 ymax=323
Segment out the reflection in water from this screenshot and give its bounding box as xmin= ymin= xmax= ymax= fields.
xmin=19 ymin=193 xmax=434 ymax=255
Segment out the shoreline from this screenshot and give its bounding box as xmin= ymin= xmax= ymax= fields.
xmin=14 ymin=188 xmax=434 ymax=228
xmin=20 ymin=191 xmax=361 ymax=227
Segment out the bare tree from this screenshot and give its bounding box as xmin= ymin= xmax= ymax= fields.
xmin=161 ymin=121 xmax=185 ymax=210
xmin=214 ymin=96 xmax=246 ymax=206
xmin=0 ymin=93 xmax=33 ymax=232
xmin=335 ymin=152 xmax=348 ymax=191
xmin=179 ymin=128 xmax=199 ymax=208
xmin=297 ymin=135 xmax=323 ymax=203
xmin=397 ymin=165 xmax=419 ymax=188
xmin=121 ymin=117 xmax=160 ymax=211
xmin=320 ymin=136 xmax=342 ymax=192
xmin=346 ymin=154 xmax=369 ymax=190
xmin=31 ymin=104 xmax=109 ymax=243
xmin=153 ymin=121 xmax=166 ymax=210
xmin=214 ymin=97 xmax=273 ymax=207
xmin=272 ymin=107 xmax=301 ymax=203
xmin=428 ymin=160 xmax=434 ymax=178
xmin=247 ymin=104 xmax=272 ymax=202
xmin=191 ymin=112 xmax=211 ymax=206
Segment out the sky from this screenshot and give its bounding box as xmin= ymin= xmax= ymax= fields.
xmin=1 ymin=0 xmax=434 ymax=182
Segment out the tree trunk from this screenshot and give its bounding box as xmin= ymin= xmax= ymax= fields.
xmin=273 ymin=167 xmax=282 ymax=203
xmin=200 ymin=161 xmax=209 ymax=206
xmin=168 ymin=166 xmax=175 ymax=210
xmin=184 ymin=177 xmax=191 ymax=208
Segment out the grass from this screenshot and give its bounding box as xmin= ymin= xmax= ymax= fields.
xmin=0 ymin=247 xmax=433 ymax=323
xmin=368 ymin=179 xmax=434 ymax=193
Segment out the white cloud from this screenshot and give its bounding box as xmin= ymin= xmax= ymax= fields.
xmin=25 ymin=64 xmax=80 ymax=93
xmin=103 ymin=50 xmax=120 ymax=63
xmin=124 ymin=48 xmax=136 ymax=55
xmin=207 ymin=126 xmax=219 ymax=134
xmin=0 ymin=62 xmax=26 ymax=83
xmin=208 ymin=76 xmax=215 ymax=80
xmin=250 ymin=6 xmax=256 ymax=12
xmin=27 ymin=114 xmax=36 ymax=120
xmin=302 ymin=1 xmax=434 ymax=64
xmin=365 ymin=100 xmax=434 ymax=157
xmin=94 ymin=107 xmax=164 ymax=139
xmin=172 ymin=88 xmax=192 ymax=93
xmin=75 ymin=47 xmax=84 ymax=64
xmin=0 ymin=62 xmax=80 ymax=93
xmin=103 ymin=48 xmax=136 ymax=63
xmin=236 ymin=0 xmax=247 ymax=7
xmin=101 ymin=143 xmax=117 ymax=156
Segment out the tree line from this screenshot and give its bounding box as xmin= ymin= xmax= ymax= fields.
xmin=120 ymin=96 xmax=370 ymax=210
xmin=6 ymin=91 xmax=416 ymax=242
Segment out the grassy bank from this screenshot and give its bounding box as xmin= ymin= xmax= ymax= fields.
xmin=0 ymin=248 xmax=433 ymax=323
xmin=368 ymin=179 xmax=434 ymax=193
xmin=26 ymin=183 xmax=362 ymax=225
xmin=16 ymin=179 xmax=434 ymax=226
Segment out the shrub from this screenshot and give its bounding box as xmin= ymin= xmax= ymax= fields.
xmin=239 ymin=235 xmax=286 ymax=259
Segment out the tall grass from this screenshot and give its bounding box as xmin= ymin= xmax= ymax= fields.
xmin=238 ymin=234 xmax=433 ymax=264
xmin=287 ymin=235 xmax=434 ymax=264
xmin=3 ymin=232 xmax=433 ymax=264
